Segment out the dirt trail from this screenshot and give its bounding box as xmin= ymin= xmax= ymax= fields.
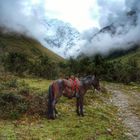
xmin=106 ymin=85 xmax=140 ymax=140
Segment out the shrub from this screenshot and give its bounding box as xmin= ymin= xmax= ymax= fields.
xmin=18 ymin=80 xmax=30 ymax=96
xmin=0 ymin=92 xmax=28 ymax=119
xmin=6 ymin=78 xmax=18 ymax=88
xmin=3 ymin=52 xmax=29 ymax=75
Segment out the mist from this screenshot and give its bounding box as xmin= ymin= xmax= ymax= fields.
xmin=1 ymin=1 xmax=42 ymax=34
xmin=80 ymin=0 xmax=140 ymax=56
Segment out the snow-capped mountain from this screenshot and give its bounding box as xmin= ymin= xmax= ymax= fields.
xmin=40 ymin=10 xmax=138 ymax=58
xmin=43 ymin=19 xmax=80 ymax=57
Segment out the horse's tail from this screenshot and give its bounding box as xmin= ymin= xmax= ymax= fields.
xmin=47 ymin=84 xmax=54 ymax=119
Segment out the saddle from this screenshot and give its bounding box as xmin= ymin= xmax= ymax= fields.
xmin=69 ymin=78 xmax=79 ymax=98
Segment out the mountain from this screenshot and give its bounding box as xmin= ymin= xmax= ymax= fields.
xmin=43 ymin=19 xmax=80 ymax=57
xmin=101 ymin=10 xmax=140 ymax=63
xmin=0 ymin=30 xmax=64 ymax=62
xmin=111 ymin=46 xmax=140 ymax=66
xmin=77 ymin=9 xmax=140 ymax=66
xmin=42 ymin=10 xmax=138 ymax=58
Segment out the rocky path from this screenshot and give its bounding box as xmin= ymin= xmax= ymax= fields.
xmin=106 ymin=84 xmax=140 ymax=140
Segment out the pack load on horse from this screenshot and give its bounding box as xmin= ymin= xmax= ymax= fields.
xmin=47 ymin=75 xmax=100 ymax=119
xmin=65 ymin=75 xmax=79 ymax=98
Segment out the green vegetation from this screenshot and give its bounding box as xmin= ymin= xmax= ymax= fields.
xmin=0 ymin=75 xmax=49 ymax=119
xmin=1 ymin=31 xmax=140 ymax=83
xmin=62 ymin=55 xmax=140 ymax=83
xmin=0 ymin=31 xmax=64 ymax=79
xmin=112 ymin=47 xmax=140 ymax=67
xmin=0 ymin=76 xmax=128 ymax=140
xmin=1 ymin=52 xmax=61 ymax=79
xmin=0 ymin=32 xmax=63 ymax=62
xmin=2 ymin=51 xmax=139 ymax=83
xmin=19 ymin=78 xmax=51 ymax=93
xmin=0 ymin=31 xmax=140 ymax=139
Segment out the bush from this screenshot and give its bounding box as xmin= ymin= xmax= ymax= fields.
xmin=18 ymin=80 xmax=30 ymax=96
xmin=3 ymin=52 xmax=29 ymax=75
xmin=65 ymin=56 xmax=140 ymax=84
xmin=0 ymin=76 xmax=48 ymax=119
xmin=6 ymin=78 xmax=18 ymax=88
xmin=29 ymin=55 xmax=59 ymax=79
xmin=26 ymin=94 xmax=47 ymax=116
xmin=10 ymin=111 xmax=21 ymax=120
xmin=0 ymin=92 xmax=28 ymax=119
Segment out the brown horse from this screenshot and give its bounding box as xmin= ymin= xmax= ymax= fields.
xmin=47 ymin=75 xmax=100 ymax=119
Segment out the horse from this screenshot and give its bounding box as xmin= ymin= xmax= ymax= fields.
xmin=47 ymin=75 xmax=100 ymax=119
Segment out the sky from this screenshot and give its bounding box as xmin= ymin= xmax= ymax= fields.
xmin=17 ymin=0 xmax=101 ymax=32
xmin=0 ymin=0 xmax=140 ymax=58
xmin=44 ymin=0 xmax=100 ymax=32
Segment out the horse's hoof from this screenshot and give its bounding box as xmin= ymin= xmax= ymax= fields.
xmin=77 ymin=113 xmax=80 ymax=116
xmin=51 ymin=115 xmax=55 ymax=120
xmin=78 ymin=113 xmax=84 ymax=117
xmin=47 ymin=115 xmax=55 ymax=120
xmin=47 ymin=115 xmax=50 ymax=119
xmin=49 ymin=117 xmax=55 ymax=120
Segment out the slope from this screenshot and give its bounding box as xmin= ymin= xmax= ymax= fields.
xmin=0 ymin=31 xmax=64 ymax=62
xmin=109 ymin=47 xmax=140 ymax=66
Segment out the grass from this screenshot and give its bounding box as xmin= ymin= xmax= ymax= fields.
xmin=0 ymin=77 xmax=128 ymax=140
xmin=18 ymin=78 xmax=52 ymax=93
xmin=0 ymin=32 xmax=64 ymax=62
xmin=0 ymin=101 xmax=127 ymax=140
xmin=112 ymin=47 xmax=140 ymax=67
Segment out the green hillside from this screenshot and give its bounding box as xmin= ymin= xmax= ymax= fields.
xmin=0 ymin=32 xmax=64 ymax=62
xmin=112 ymin=47 xmax=140 ymax=66
xmin=108 ymin=46 xmax=140 ymax=66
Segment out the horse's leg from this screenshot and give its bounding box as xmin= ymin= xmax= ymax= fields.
xmin=79 ymin=96 xmax=84 ymax=116
xmin=51 ymin=100 xmax=57 ymax=119
xmin=48 ymin=102 xmax=55 ymax=119
xmin=54 ymin=108 xmax=58 ymax=114
xmin=76 ymin=97 xmax=80 ymax=116
xmin=49 ymin=99 xmax=56 ymax=119
xmin=54 ymin=101 xmax=58 ymax=116
xmin=47 ymin=85 xmax=55 ymax=119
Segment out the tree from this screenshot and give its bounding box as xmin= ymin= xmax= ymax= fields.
xmin=30 ymin=55 xmax=59 ymax=79
xmin=3 ymin=52 xmax=29 ymax=75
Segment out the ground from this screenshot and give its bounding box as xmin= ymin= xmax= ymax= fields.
xmin=0 ymin=78 xmax=140 ymax=140
xmin=106 ymin=82 xmax=140 ymax=140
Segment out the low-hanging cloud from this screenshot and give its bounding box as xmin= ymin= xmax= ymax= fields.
xmin=0 ymin=0 xmax=140 ymax=58
xmin=0 ymin=0 xmax=80 ymax=57
xmin=0 ymin=0 xmax=46 ymax=37
xmin=80 ymin=0 xmax=140 ymax=56
xmin=0 ymin=0 xmax=68 ymax=57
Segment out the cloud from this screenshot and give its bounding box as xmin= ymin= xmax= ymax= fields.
xmin=0 ymin=0 xmax=99 ymax=58
xmin=44 ymin=0 xmax=100 ymax=32
xmin=0 ymin=0 xmax=47 ymax=39
xmin=0 ymin=0 xmax=140 ymax=58
xmin=0 ymin=0 xmax=61 ymax=56
xmin=80 ymin=0 xmax=140 ymax=56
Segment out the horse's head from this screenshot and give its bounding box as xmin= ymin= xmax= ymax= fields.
xmin=91 ymin=75 xmax=100 ymax=91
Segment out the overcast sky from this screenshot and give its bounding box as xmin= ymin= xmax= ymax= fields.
xmin=0 ymin=0 xmax=102 ymax=32
xmin=44 ymin=0 xmax=101 ymax=32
